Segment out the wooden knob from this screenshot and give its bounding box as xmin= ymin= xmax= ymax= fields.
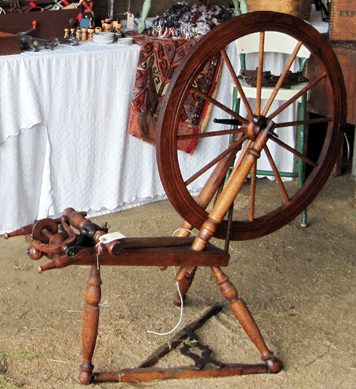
xmin=62 ymin=208 xmax=89 ymax=230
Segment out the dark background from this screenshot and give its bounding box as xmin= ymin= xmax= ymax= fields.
xmin=95 ymin=0 xmax=233 ymax=24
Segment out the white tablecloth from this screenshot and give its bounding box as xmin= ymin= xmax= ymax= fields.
xmin=0 ymin=9 xmax=329 ymax=234
xmin=0 ymin=42 xmax=154 ymax=234
xmin=0 ymin=40 xmax=232 ymax=235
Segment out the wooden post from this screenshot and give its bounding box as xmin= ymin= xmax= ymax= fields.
xmin=211 ymin=267 xmax=281 ymax=373
xmin=79 ymin=265 xmax=102 ymax=384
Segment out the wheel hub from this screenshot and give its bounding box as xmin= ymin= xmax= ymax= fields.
xmin=246 ymin=115 xmax=275 ymax=141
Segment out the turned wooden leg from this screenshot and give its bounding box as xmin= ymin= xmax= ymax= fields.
xmin=79 ymin=265 xmax=102 ymax=384
xmin=173 ymin=266 xmax=198 ymax=306
xmin=211 ymin=267 xmax=281 ymax=373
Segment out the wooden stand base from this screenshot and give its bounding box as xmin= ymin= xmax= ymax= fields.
xmin=8 ymin=208 xmax=282 ymax=385
xmin=78 ymin=262 xmax=281 ymax=385
xmin=93 ymin=363 xmax=269 ymax=383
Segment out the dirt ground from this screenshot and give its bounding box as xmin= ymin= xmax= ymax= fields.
xmin=1 ymin=168 xmax=356 ymax=389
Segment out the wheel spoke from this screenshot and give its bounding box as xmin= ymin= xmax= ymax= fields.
xmin=264 ymin=145 xmax=290 ymax=203
xmin=184 ymin=134 xmax=248 ymax=186
xmin=273 ymin=116 xmax=332 ymax=128
xmin=191 ymin=87 xmax=249 ymax=125
xmin=220 ymin=49 xmax=253 ymax=119
xmin=269 ymin=135 xmax=319 ymax=168
xmin=249 ymin=162 xmax=257 ymax=221
xmin=177 ymin=127 xmax=245 ymax=141
xmin=256 ymin=31 xmax=265 ymax=115
xmin=194 ymin=143 xmax=244 ymax=211
xmin=267 ymin=72 xmax=327 ymax=120
xmin=262 ymin=40 xmax=304 ymax=117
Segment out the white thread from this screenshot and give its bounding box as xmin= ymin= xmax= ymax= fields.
xmin=146 ymin=226 xmax=190 ymax=336
xmin=146 ymin=228 xmax=197 ymax=336
xmin=172 ymin=227 xmax=197 ymax=236
xmin=147 ymin=267 xmax=184 ymax=336
xmin=171 ymin=227 xmax=194 ymax=237
xmin=344 ymin=132 xmax=350 ymax=160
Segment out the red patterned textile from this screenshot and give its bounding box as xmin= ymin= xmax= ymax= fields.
xmin=128 ymin=34 xmax=222 ymax=154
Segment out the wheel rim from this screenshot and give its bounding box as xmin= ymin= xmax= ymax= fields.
xmin=157 ymin=12 xmax=346 ymax=241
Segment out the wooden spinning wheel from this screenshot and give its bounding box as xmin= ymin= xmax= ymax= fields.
xmin=5 ymin=11 xmax=347 ymax=386
xmin=157 ymin=11 xmax=346 ymax=242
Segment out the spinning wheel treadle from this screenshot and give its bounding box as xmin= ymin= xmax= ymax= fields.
xmin=157 ymin=11 xmax=346 ymax=242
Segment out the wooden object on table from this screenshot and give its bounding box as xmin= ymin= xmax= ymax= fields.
xmin=245 ymin=0 xmax=311 ymax=19
xmin=330 ymin=0 xmax=356 ymax=42
xmin=81 ymin=28 xmax=87 ymax=41
xmin=0 ymin=8 xmax=79 ymax=39
xmin=0 ymin=31 xmax=21 ymax=55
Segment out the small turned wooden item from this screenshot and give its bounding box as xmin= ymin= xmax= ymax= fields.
xmin=112 ymin=20 xmax=122 ymax=30
xmin=81 ymin=28 xmax=87 ymax=41
xmin=101 ymin=18 xmax=113 ymax=32
xmin=112 ymin=19 xmax=122 ymax=36
xmin=87 ymin=28 xmax=94 ymax=41
xmin=70 ymin=28 xmax=76 ymax=39
xmin=76 ymin=28 xmax=81 ymax=40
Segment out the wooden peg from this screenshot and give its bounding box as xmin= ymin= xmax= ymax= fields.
xmin=81 ymin=27 xmax=87 ymax=41
xmin=87 ymin=28 xmax=94 ymax=41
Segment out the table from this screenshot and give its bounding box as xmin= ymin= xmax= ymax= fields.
xmin=0 ymin=42 xmax=144 ymax=234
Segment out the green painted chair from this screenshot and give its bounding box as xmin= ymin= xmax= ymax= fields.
xmin=231 ymin=31 xmax=311 ymax=226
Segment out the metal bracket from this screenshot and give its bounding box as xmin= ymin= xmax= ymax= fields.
xmin=180 ymin=328 xmax=224 ymax=370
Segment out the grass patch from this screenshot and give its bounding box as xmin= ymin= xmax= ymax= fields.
xmin=0 ymin=299 xmax=10 ymax=316
xmin=0 ymin=374 xmax=23 ymax=389
xmin=0 ymin=349 xmax=44 ymax=362
xmin=0 ymin=349 xmax=44 ymax=389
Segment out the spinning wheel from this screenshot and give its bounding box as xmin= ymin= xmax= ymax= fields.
xmin=5 ymin=11 xmax=347 ymax=386
xmin=157 ymin=11 xmax=346 ymax=242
